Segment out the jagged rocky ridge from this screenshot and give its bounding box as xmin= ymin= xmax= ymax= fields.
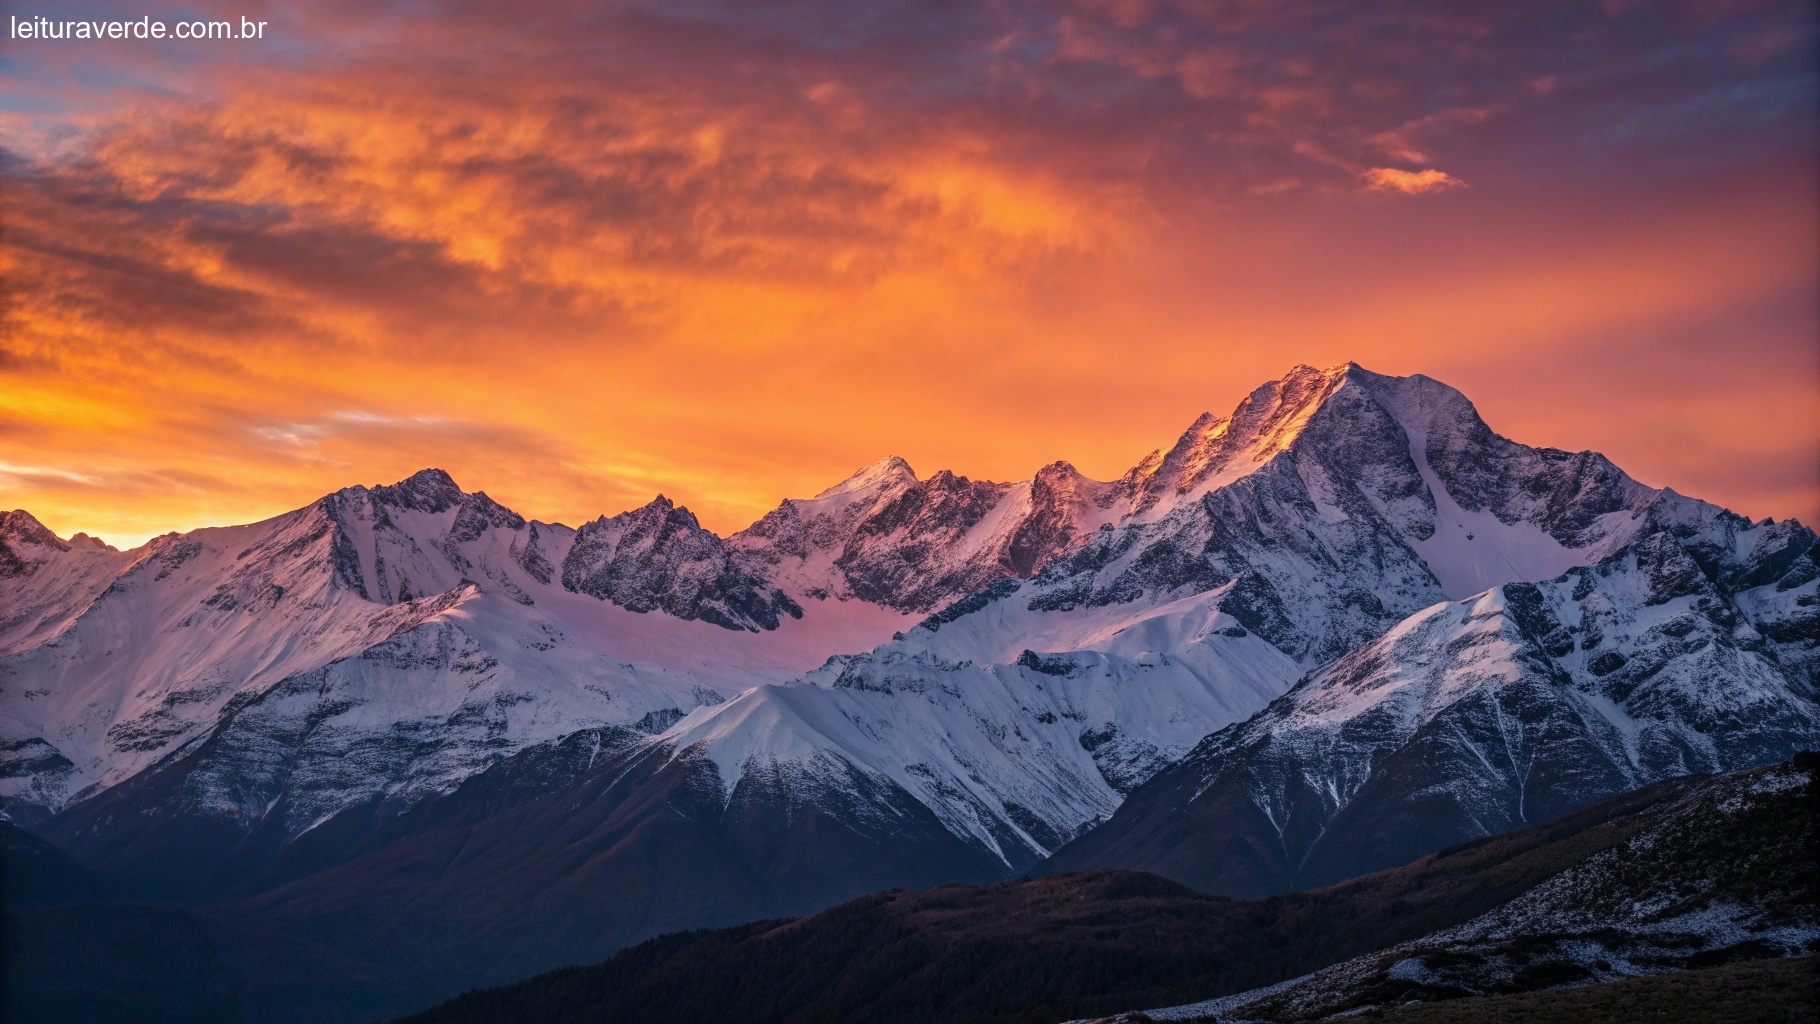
xmin=564 ymin=495 xmax=802 ymax=631
xmin=729 ymin=456 xmax=1118 ymax=611
xmin=0 ymin=362 xmax=1814 ymax=986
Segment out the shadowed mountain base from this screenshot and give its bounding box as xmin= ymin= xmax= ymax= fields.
xmin=399 ymin=759 xmax=1815 ymax=1024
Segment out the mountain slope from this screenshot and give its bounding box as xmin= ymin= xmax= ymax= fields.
xmin=0 ymin=511 xmax=132 ymax=657
xmin=230 ymin=738 xmax=1006 ymax=988
xmin=1046 ymin=495 xmax=1820 ymax=895
xmin=1133 ymin=757 xmax=1817 ymax=1022
xmin=391 ymin=757 xmax=1816 ymax=1024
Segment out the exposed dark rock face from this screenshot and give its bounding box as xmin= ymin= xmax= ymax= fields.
xmin=371 ymin=468 xmax=466 ymax=513
xmin=561 ymin=496 xmax=801 ymax=631
xmin=834 ymin=469 xmax=1017 ymax=608
xmin=1003 ymin=462 xmax=1106 ymax=577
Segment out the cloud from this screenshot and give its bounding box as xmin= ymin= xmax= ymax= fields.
xmin=0 ymin=462 xmax=101 ymax=485
xmin=1368 ymin=108 xmax=1496 ymax=164
xmin=1248 ymin=177 xmax=1301 ymax=197
xmin=0 ymin=0 xmax=1814 ymax=544
xmin=1361 ymin=167 xmax=1468 ymax=195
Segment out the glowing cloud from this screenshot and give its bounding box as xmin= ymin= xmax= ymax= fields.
xmin=1361 ymin=167 xmax=1468 ymax=195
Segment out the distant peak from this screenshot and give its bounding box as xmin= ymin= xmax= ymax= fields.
xmin=2 ymin=508 xmax=47 ymax=534
xmin=1253 ymin=362 xmax=1482 ymax=427
xmin=813 ymin=455 xmax=919 ymax=500
xmin=371 ymin=468 xmax=466 ymax=513
xmin=627 ymin=494 xmax=702 ymax=529
xmin=1327 ymin=365 xmax=1484 ymax=433
xmin=0 ymin=509 xmax=64 ymax=549
xmin=586 ymin=493 xmax=702 ymax=534
xmin=1317 ymin=361 xmax=1462 ymax=397
xmin=395 ymin=468 xmax=461 ymax=491
xmin=1276 ymin=362 xmax=1439 ymax=398
xmin=866 ymin=455 xmax=917 ymax=479
xmin=1278 ymin=361 xmax=1357 ymax=383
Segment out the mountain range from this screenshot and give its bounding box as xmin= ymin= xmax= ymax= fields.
xmin=2 ymin=362 xmax=1815 ymax=1010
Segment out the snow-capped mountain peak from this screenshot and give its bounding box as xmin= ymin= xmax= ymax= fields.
xmin=364 ymin=466 xmax=467 ymax=513
xmin=0 ymin=509 xmax=66 ymax=552
xmin=0 ymin=511 xmax=134 ymax=661
xmin=812 ymin=455 xmax=921 ymax=503
xmin=1 ymin=511 xmax=77 ymax=585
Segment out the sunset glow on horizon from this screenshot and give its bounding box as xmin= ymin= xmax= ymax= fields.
xmin=3 ymin=0 xmax=1816 ymax=549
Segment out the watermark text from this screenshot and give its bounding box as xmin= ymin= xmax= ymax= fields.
xmin=10 ymin=15 xmax=270 ymax=40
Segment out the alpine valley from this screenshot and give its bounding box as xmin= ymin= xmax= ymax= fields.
xmin=3 ymin=363 xmax=1816 ymax=1021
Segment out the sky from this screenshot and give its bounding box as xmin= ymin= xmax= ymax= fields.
xmin=2 ymin=0 xmax=1816 ymax=548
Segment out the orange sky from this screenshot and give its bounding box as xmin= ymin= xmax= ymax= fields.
xmin=2 ymin=0 xmax=1816 ymax=547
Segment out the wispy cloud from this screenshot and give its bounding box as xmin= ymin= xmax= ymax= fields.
xmin=0 ymin=461 xmax=101 ymax=485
